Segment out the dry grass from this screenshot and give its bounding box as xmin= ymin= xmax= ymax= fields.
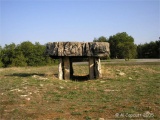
xmin=0 ymin=62 xmax=160 ymax=119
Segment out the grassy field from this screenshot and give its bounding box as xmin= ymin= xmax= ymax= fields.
xmin=0 ymin=61 xmax=160 ymax=120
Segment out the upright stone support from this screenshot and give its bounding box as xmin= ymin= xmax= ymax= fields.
xmin=95 ymin=58 xmax=102 ymax=78
xmin=58 ymin=58 xmax=63 ymax=80
xmin=89 ymin=57 xmax=94 ymax=79
xmin=63 ymin=57 xmax=70 ymax=80
xmin=70 ymin=58 xmax=73 ymax=79
xmin=58 ymin=57 xmax=102 ymax=80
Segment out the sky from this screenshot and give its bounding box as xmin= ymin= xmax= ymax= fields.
xmin=0 ymin=0 xmax=159 ymax=47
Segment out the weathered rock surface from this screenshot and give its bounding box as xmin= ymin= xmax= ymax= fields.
xmin=46 ymin=42 xmax=110 ymax=57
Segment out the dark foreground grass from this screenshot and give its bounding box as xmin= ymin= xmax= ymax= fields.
xmin=0 ymin=62 xmax=160 ymax=120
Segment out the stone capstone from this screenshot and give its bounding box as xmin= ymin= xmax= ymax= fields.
xmin=46 ymin=42 xmax=110 ymax=57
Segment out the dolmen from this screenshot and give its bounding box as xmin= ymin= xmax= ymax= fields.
xmin=46 ymin=42 xmax=110 ymax=80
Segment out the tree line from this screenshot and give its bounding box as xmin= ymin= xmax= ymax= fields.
xmin=0 ymin=32 xmax=159 ymax=67
xmin=137 ymin=41 xmax=160 ymax=58
xmin=94 ymin=32 xmax=160 ymax=60
xmin=0 ymin=41 xmax=55 ymax=67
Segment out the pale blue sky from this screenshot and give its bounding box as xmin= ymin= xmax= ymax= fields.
xmin=0 ymin=0 xmax=159 ymax=47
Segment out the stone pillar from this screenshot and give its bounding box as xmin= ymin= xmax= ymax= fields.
xmin=63 ymin=57 xmax=70 ymax=80
xmin=95 ymin=58 xmax=102 ymax=78
xmin=89 ymin=57 xmax=94 ymax=79
xmin=58 ymin=58 xmax=63 ymax=80
xmin=70 ymin=58 xmax=74 ymax=79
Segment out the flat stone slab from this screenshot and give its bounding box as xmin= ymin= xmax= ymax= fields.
xmin=46 ymin=42 xmax=110 ymax=57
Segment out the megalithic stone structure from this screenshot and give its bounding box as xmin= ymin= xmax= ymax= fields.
xmin=46 ymin=42 xmax=110 ymax=80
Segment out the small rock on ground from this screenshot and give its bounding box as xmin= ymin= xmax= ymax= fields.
xmin=119 ymin=72 xmax=125 ymax=76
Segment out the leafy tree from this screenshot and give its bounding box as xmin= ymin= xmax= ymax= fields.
xmin=118 ymin=42 xmax=137 ymax=60
xmin=108 ymin=32 xmax=136 ymax=59
xmin=137 ymin=40 xmax=160 ymax=58
xmin=93 ymin=36 xmax=107 ymax=42
xmin=11 ymin=46 xmax=27 ymax=67
xmin=1 ymin=43 xmax=16 ymax=67
xmin=33 ymin=42 xmax=47 ymax=66
xmin=19 ymin=41 xmax=35 ymax=66
xmin=18 ymin=41 xmax=54 ymax=66
xmin=1 ymin=41 xmax=55 ymax=67
xmin=0 ymin=46 xmax=3 ymax=67
xmin=1 ymin=43 xmax=27 ymax=67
